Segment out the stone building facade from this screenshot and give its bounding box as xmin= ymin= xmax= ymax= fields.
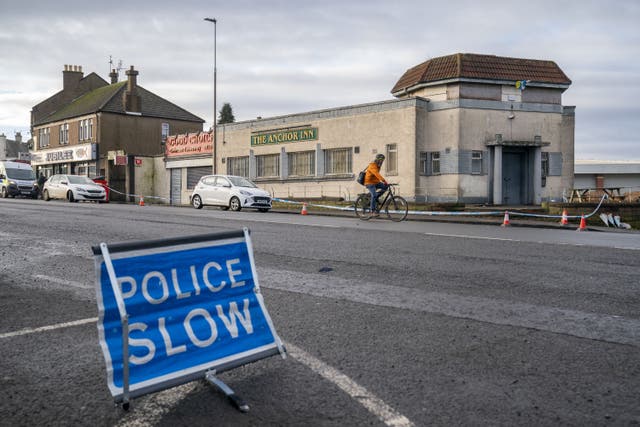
xmin=168 ymin=53 xmax=574 ymax=206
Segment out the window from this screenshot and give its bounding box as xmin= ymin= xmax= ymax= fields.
xmin=288 ymin=151 xmax=315 ymax=177
xmin=79 ymin=119 xmax=92 ymax=141
xmin=472 ymin=151 xmax=482 ymax=174
xmin=59 ymin=123 xmax=69 ymax=145
xmin=385 ymin=144 xmax=398 ymax=175
xmin=227 ymin=156 xmax=249 ymax=177
xmin=38 ymin=128 xmax=50 ymax=148
xmin=256 ymin=154 xmax=280 ymax=178
xmin=324 ymin=148 xmax=352 ymax=175
xmin=541 ymin=152 xmax=549 ymax=187
xmin=431 ymin=152 xmax=440 ymax=175
xmin=419 ymin=152 xmax=428 ymax=175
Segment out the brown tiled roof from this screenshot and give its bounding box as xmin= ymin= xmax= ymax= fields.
xmin=391 ymin=53 xmax=571 ymax=94
xmin=37 ymin=82 xmax=204 ymax=125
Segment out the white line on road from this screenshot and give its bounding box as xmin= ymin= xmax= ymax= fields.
xmin=287 ymin=342 xmax=414 ymax=427
xmin=0 ymin=318 xmax=414 ymax=426
xmin=0 ymin=317 xmax=98 ymax=339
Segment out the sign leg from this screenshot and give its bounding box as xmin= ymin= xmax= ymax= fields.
xmin=205 ymin=371 xmax=249 ymax=413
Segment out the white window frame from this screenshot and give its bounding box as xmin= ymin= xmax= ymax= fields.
xmin=385 ymin=143 xmax=398 ymax=175
xmin=256 ymin=154 xmax=280 ymax=178
xmin=324 ymin=148 xmax=352 ymax=175
xmin=287 ymin=151 xmax=315 ymax=177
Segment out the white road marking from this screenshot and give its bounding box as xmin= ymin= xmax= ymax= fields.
xmin=287 ymin=342 xmax=414 ymax=427
xmin=0 ymin=317 xmax=98 ymax=339
xmin=0 ymin=319 xmax=414 ymax=426
xmin=33 ymin=274 xmax=92 ymax=290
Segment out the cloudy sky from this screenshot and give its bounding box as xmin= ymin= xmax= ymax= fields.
xmin=1 ymin=0 xmax=638 ymax=160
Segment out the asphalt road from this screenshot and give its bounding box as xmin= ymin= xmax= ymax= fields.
xmin=1 ymin=198 xmax=639 ymax=426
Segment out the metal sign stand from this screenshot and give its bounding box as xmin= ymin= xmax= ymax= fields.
xmin=205 ymin=370 xmax=250 ymax=413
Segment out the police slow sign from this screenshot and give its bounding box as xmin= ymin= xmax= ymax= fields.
xmin=93 ymin=229 xmax=285 ymax=402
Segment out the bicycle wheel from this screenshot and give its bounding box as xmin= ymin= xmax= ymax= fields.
xmin=354 ymin=194 xmax=372 ymax=220
xmin=384 ymin=195 xmax=408 ymax=222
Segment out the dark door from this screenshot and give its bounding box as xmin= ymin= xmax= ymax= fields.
xmin=502 ymin=152 xmax=522 ymax=205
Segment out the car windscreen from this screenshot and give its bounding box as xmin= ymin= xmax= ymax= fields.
xmin=67 ymin=176 xmax=94 ymax=185
xmin=6 ymin=167 xmax=36 ymax=180
xmin=228 ymin=176 xmax=257 ymax=188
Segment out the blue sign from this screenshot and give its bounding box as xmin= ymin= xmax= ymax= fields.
xmin=93 ymin=229 xmax=284 ymax=401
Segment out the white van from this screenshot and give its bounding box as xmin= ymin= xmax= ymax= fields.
xmin=0 ymin=160 xmax=38 ymax=198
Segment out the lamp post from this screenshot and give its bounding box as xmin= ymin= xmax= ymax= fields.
xmin=204 ymin=17 xmax=217 ymax=174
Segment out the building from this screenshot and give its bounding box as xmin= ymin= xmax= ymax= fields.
xmin=178 ymin=53 xmax=573 ymax=206
xmin=0 ymin=132 xmax=30 ymax=161
xmin=30 ymin=65 xmax=204 ymax=201
xmin=574 ymin=160 xmax=640 ymax=195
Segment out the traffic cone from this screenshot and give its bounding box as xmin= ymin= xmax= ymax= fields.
xmin=501 ymin=211 xmax=510 ymax=227
xmin=300 ymin=203 xmax=308 ymax=215
xmin=559 ymin=209 xmax=569 ymax=226
xmin=139 ymin=196 xmax=145 ymax=206
xmin=576 ymin=214 xmax=587 ymax=232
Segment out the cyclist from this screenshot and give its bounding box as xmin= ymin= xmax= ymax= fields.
xmin=364 ymin=153 xmax=389 ymax=217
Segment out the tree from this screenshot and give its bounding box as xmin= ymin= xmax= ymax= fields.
xmin=218 ymin=103 xmax=235 ymax=124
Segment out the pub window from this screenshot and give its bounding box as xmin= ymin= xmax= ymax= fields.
xmin=288 ymin=151 xmax=315 ymax=177
xmin=227 ymin=156 xmax=249 ymax=177
xmin=386 ymin=143 xmax=398 ymax=175
xmin=471 ymin=150 xmax=482 ymax=174
xmin=431 ymin=152 xmax=441 ymax=175
xmin=256 ymin=154 xmax=280 ymax=178
xmin=324 ymin=148 xmax=352 ymax=175
xmin=419 ymin=152 xmax=428 ymax=175
xmin=88 ymin=118 xmax=93 ymax=140
xmin=541 ymin=152 xmax=549 ymax=187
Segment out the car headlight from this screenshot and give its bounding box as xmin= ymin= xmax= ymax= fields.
xmin=9 ymin=181 xmax=16 ymax=186
xmin=239 ymin=189 xmax=252 ymax=196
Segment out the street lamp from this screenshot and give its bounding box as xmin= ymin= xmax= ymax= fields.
xmin=204 ymin=17 xmax=217 ymax=174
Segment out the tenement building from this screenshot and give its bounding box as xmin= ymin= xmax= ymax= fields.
xmin=176 ymin=53 xmax=572 ymax=206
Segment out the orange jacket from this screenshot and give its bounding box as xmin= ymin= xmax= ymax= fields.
xmin=364 ymin=161 xmax=385 ymax=185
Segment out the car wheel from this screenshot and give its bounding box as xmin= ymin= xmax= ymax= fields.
xmin=1 ymin=187 xmax=7 ymax=198
xmin=67 ymin=191 xmax=75 ymax=202
xmin=43 ymin=190 xmax=50 ymax=201
xmin=192 ymin=194 xmax=203 ymax=209
xmin=229 ymin=196 xmax=242 ymax=211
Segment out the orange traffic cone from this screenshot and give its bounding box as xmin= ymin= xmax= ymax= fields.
xmin=559 ymin=209 xmax=569 ymax=226
xmin=576 ymin=214 xmax=587 ymax=231
xmin=139 ymin=196 xmax=145 ymax=206
xmin=300 ymin=203 xmax=308 ymax=215
xmin=501 ymin=211 xmax=510 ymax=227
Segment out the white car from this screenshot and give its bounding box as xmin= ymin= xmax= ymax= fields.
xmin=191 ymin=175 xmax=272 ymax=212
xmin=43 ymin=174 xmax=107 ymax=202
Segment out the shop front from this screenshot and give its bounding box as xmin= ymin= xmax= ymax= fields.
xmin=164 ymin=132 xmax=214 ymax=205
xmin=30 ymin=143 xmax=98 ymax=178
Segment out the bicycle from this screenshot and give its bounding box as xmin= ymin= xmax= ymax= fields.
xmin=354 ymin=184 xmax=408 ymax=222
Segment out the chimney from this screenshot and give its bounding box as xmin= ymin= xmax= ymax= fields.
xmin=123 ymin=65 xmax=141 ymax=112
xmin=63 ymin=64 xmax=84 ymax=91
xmin=109 ymin=69 xmax=118 ymax=84
xmin=14 ymin=132 xmax=22 ymax=143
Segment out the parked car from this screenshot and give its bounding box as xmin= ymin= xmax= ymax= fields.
xmin=42 ymin=174 xmax=107 ymax=202
xmin=191 ymin=175 xmax=272 ymax=212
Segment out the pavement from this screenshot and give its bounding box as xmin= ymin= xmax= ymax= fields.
xmin=270 ymin=205 xmax=638 ymax=233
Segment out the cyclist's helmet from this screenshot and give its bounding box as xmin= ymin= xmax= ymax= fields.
xmin=375 ymin=154 xmax=385 ymax=162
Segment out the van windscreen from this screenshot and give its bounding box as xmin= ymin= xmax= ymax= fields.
xmin=6 ymin=168 xmax=36 ymax=180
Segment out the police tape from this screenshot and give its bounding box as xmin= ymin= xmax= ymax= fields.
xmin=105 ymin=186 xmax=171 ymax=203
xmin=273 ymin=195 xmax=608 ymax=219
